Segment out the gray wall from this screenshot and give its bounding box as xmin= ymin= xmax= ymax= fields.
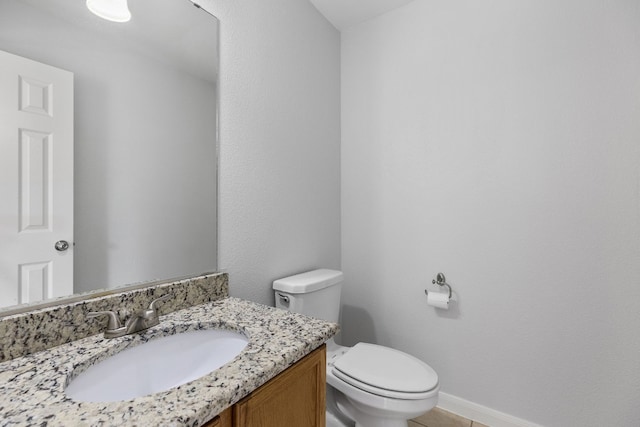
xmin=341 ymin=0 xmax=640 ymax=426
xmin=201 ymin=0 xmax=342 ymax=304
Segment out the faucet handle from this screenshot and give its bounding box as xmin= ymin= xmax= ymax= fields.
xmin=87 ymin=311 xmax=122 ymax=330
xmin=148 ymin=294 xmax=172 ymax=311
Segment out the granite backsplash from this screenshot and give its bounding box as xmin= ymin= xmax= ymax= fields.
xmin=0 ymin=272 xmax=228 ymax=362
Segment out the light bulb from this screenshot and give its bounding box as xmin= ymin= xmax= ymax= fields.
xmin=86 ymin=0 xmax=131 ymax=23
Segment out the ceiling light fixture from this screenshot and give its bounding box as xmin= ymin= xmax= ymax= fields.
xmin=86 ymin=0 xmax=131 ymax=23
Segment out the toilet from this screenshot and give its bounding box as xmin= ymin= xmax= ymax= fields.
xmin=273 ymin=269 xmax=439 ymax=427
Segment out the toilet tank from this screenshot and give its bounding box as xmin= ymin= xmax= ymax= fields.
xmin=273 ymin=269 xmax=343 ymax=323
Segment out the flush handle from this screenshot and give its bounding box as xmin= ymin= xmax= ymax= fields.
xmin=277 ymin=293 xmax=290 ymax=304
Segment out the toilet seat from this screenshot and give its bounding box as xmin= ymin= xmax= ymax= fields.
xmin=332 ymin=343 xmax=438 ymax=400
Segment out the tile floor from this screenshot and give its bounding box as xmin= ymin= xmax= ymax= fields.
xmin=411 ymin=407 xmax=489 ymax=427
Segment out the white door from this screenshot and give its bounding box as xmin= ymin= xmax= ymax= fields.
xmin=0 ymin=50 xmax=74 ymax=308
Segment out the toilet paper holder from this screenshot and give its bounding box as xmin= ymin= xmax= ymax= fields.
xmin=424 ymin=272 xmax=452 ymax=298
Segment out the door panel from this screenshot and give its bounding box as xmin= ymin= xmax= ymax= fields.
xmin=19 ymin=129 xmax=53 ymax=231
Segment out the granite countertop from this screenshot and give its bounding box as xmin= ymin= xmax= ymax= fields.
xmin=0 ymin=297 xmax=339 ymax=426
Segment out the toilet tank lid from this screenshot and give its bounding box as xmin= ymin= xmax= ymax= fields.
xmin=273 ymin=269 xmax=343 ymax=293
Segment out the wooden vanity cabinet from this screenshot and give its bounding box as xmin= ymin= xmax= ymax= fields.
xmin=202 ymin=345 xmax=326 ymax=427
xmin=204 ymin=408 xmax=232 ymax=427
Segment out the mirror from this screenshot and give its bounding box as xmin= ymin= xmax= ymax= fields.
xmin=0 ymin=0 xmax=218 ymax=313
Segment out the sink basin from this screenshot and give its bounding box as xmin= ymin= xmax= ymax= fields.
xmin=65 ymin=329 xmax=249 ymax=402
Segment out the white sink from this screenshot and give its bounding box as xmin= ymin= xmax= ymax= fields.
xmin=65 ymin=329 xmax=249 ymax=402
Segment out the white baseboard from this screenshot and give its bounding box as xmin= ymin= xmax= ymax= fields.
xmin=437 ymin=392 xmax=544 ymax=427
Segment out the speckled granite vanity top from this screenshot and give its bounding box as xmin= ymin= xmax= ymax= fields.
xmin=0 ymin=297 xmax=338 ymax=426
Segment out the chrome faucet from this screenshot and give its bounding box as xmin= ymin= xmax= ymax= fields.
xmin=88 ymin=294 xmax=172 ymax=339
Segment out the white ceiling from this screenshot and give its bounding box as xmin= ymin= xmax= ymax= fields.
xmin=309 ymin=0 xmax=416 ymax=30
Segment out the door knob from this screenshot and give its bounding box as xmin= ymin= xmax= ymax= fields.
xmin=55 ymin=240 xmax=70 ymax=251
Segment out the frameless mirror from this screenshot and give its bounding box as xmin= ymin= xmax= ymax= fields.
xmin=0 ymin=0 xmax=218 ymax=313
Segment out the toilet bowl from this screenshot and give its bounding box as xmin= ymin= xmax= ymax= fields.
xmin=326 ymin=342 xmax=439 ymax=427
xmin=273 ymin=269 xmax=440 ymax=427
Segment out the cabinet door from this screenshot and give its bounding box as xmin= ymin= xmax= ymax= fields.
xmin=234 ymin=345 xmax=326 ymax=427
xmin=201 ymin=407 xmax=232 ymax=427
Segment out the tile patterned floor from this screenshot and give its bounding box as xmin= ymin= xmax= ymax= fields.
xmin=410 ymin=408 xmax=489 ymax=427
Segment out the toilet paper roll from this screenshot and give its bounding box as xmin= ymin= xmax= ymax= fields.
xmin=427 ymin=290 xmax=450 ymax=309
